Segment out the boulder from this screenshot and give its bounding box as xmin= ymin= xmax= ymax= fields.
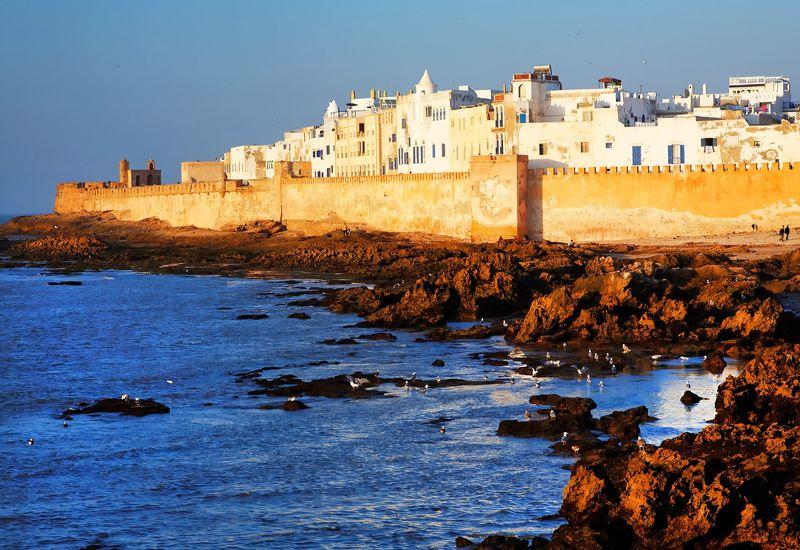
xmin=594 ymin=406 xmax=657 ymax=439
xmin=680 ymin=390 xmax=705 ymax=405
xmin=701 ymin=350 xmax=727 ymax=374
xmin=282 ymin=399 xmax=309 ymax=411
xmin=63 ymin=397 xmax=169 ymax=417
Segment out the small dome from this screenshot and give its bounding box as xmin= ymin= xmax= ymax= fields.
xmin=325 ymin=99 xmax=339 ymax=117
xmin=415 ymin=69 xmax=437 ymax=95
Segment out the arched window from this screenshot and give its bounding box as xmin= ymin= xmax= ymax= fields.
xmin=147 ymin=174 xmax=153 ymax=185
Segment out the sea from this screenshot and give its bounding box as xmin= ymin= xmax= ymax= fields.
xmin=0 ymin=264 xmax=737 ymax=548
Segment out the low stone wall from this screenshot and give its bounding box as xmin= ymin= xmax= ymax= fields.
xmin=528 ymin=162 xmax=800 ymax=241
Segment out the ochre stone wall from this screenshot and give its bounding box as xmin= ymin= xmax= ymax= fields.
xmin=529 ymin=163 xmax=800 ymax=241
xmin=54 ymin=156 xmax=528 ymax=240
xmin=54 ymin=158 xmax=800 ymax=242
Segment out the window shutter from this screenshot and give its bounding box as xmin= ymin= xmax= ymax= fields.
xmin=680 ymin=145 xmax=685 ymax=164
xmin=668 ymin=145 xmax=674 ymax=165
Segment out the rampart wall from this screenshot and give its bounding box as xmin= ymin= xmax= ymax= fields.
xmin=529 ymin=162 xmax=800 ymax=241
xmin=54 ymin=156 xmax=523 ymax=241
xmin=54 ymin=157 xmax=800 ymax=242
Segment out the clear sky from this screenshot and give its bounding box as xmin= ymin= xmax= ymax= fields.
xmin=1 ymin=0 xmax=798 ymax=213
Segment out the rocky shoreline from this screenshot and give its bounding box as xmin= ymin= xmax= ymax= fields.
xmin=3 ymin=212 xmax=800 ymax=548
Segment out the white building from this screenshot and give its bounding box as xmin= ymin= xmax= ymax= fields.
xmin=395 ymin=69 xmax=491 ymax=174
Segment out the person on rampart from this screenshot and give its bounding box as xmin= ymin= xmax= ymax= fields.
xmin=780 ymin=226 xmax=786 ymax=241
xmin=787 ymin=225 xmax=791 ymax=241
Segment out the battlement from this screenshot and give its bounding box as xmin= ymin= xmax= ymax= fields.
xmin=529 ymin=161 xmax=799 ymax=177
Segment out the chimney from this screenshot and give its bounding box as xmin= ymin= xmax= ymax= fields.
xmin=350 ymin=89 xmax=356 ymax=100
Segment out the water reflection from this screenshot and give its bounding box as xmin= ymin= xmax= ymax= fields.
xmin=0 ymin=268 xmax=735 ymax=548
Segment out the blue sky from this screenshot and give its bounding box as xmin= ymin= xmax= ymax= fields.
xmin=1 ymin=0 xmax=798 ymax=213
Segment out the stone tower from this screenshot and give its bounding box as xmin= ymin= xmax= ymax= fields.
xmin=119 ymin=158 xmax=129 ymax=186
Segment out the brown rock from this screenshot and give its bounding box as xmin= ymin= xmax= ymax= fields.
xmin=720 ymin=297 xmax=783 ymax=338
xmin=680 ymin=390 xmax=705 ymax=405
xmin=701 ymin=350 xmax=727 ymax=374
xmin=282 ymin=399 xmax=309 ymax=411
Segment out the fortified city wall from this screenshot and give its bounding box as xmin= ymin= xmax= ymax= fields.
xmin=54 ymin=156 xmax=800 ymax=242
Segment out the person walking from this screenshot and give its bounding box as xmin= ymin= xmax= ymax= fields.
xmin=780 ymin=226 xmax=785 ymax=241
xmin=787 ymin=225 xmax=791 ymax=241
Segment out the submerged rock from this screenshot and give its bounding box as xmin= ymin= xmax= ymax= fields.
xmin=357 ymin=332 xmax=397 ymax=341
xmin=63 ymin=397 xmax=169 ymax=417
xmin=287 ymin=312 xmax=310 ymax=319
xmin=320 ymin=337 xmax=359 ymax=345
xmin=46 ymin=280 xmax=83 ymax=286
xmin=282 ymin=399 xmax=309 ymax=411
xmin=680 ymin=390 xmax=705 ymax=405
xmin=236 ymin=313 xmax=268 ymax=320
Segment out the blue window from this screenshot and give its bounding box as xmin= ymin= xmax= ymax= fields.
xmin=519 ymin=113 xmax=527 ymax=123
xmin=668 ymin=144 xmax=685 ymax=164
xmin=432 ymin=144 xmax=436 ymax=158
xmin=632 ymin=145 xmax=642 ymax=166
xmin=441 ymin=144 xmax=446 ymax=157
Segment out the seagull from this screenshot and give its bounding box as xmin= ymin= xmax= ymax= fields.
xmin=571 ymin=445 xmax=581 ymax=454
xmin=524 ymin=409 xmax=532 ymax=421
xmin=637 ymin=436 xmax=645 ymax=450
xmin=63 ymin=422 xmax=69 ymax=428
xmin=611 ymin=365 xmax=617 ymax=373
xmin=436 ymin=376 xmax=441 ymax=384
xmin=27 ymin=438 xmax=35 ymax=446
xmin=549 ymin=409 xmax=557 ymax=420
xmin=599 ymin=380 xmax=604 ymax=388
xmin=483 ymin=375 xmax=489 ymax=381
xmin=586 ymin=374 xmax=591 ymax=383
xmin=121 ymin=394 xmax=130 ymax=401
xmin=421 ymin=384 xmax=429 ymax=393
xmin=560 ymin=432 xmax=568 ymax=444
xmin=440 ymin=425 xmax=446 ymax=434
xmin=594 ymin=353 xmax=599 ymax=361
xmin=166 ymin=380 xmax=173 ymax=384
xmin=502 ymin=320 xmax=508 ymax=327
xmin=685 ymin=381 xmax=691 ymax=389
xmin=289 ymin=396 xmax=296 ymax=402
xmin=534 ymin=380 xmax=541 ymax=388
xmin=680 ymin=356 xmax=690 ymax=361
xmin=347 ymin=376 xmax=361 ymax=389
xmin=530 ymin=366 xmax=541 ymax=377
xmin=562 ymin=342 xmax=567 ymax=349
xmin=410 ymin=372 xmax=417 ymax=381
xmin=546 ymin=352 xmax=551 ymax=359
xmin=651 ymin=354 xmax=662 ymax=360
xmin=404 ymin=380 xmax=410 ymax=391
xmin=622 ymin=344 xmax=631 ymax=354
xmin=588 ymin=348 xmax=593 ymax=357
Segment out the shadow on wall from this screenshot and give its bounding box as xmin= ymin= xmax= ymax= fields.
xmin=526 ymin=169 xmax=544 ymax=240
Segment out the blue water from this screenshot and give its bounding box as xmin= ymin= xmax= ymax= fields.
xmin=0 ymin=268 xmax=736 ymax=548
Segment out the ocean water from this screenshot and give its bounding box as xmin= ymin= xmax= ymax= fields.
xmin=0 ymin=268 xmax=736 ymax=549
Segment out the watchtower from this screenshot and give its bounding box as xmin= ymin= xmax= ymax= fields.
xmin=119 ymin=158 xmax=130 ymax=186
